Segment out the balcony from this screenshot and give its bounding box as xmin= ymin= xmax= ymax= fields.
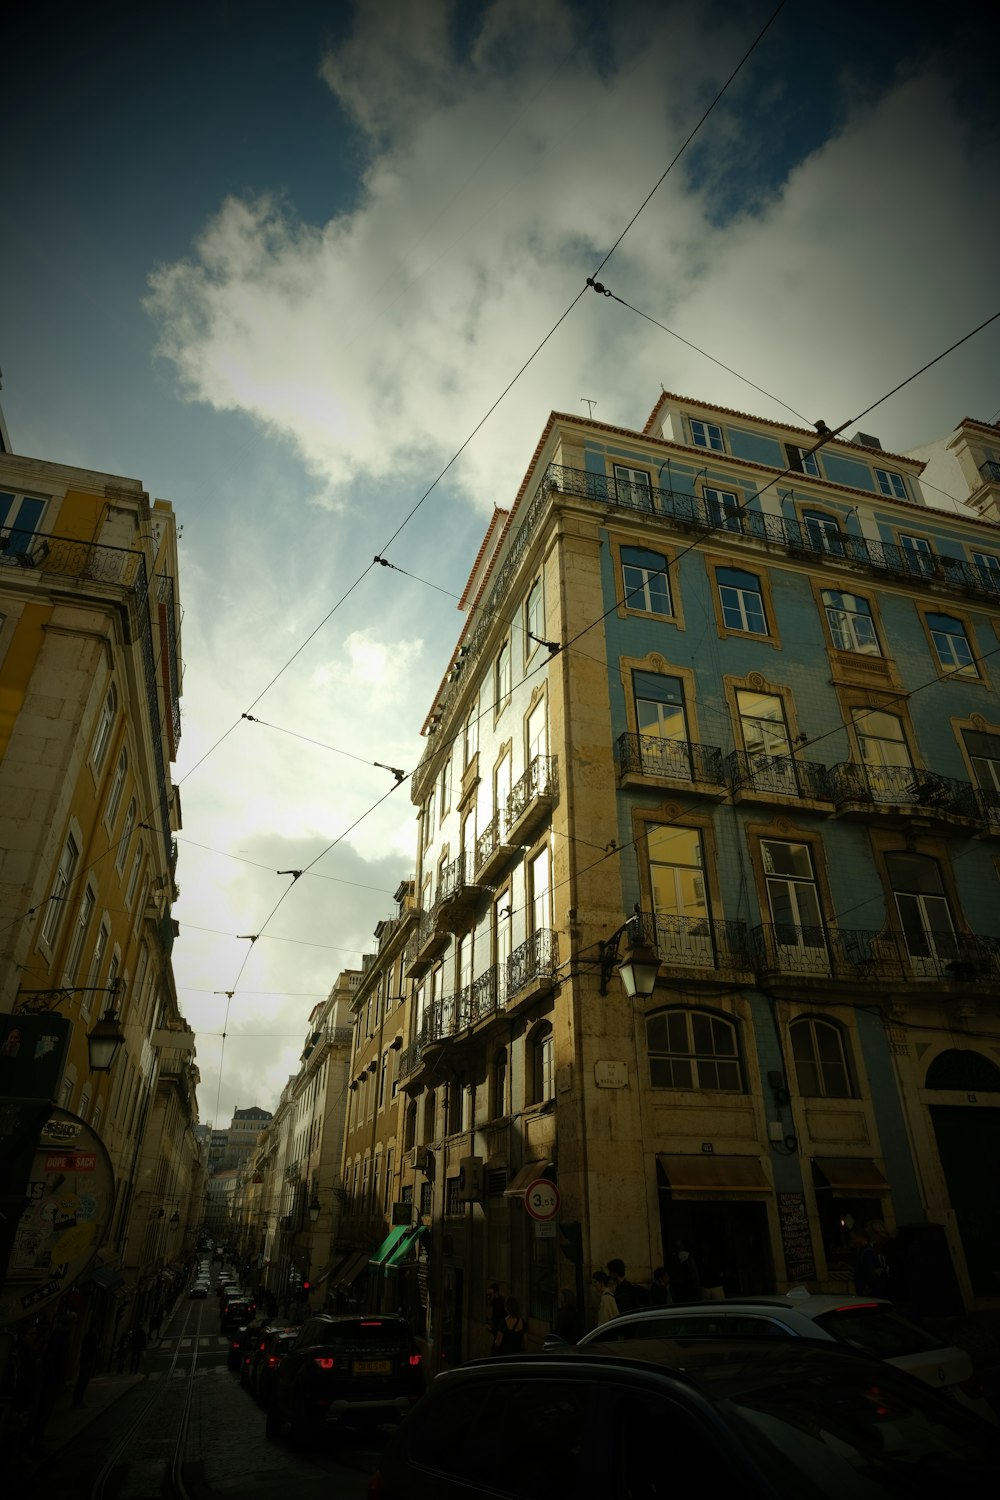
xmin=827 ymin=762 xmax=980 ymax=831
xmin=398 ymin=1041 xmax=423 ymax=1079
xmin=636 ymin=912 xmax=751 ymax=977
xmin=404 ymin=910 xmax=448 ymax=978
xmin=979 ymin=460 xmax=1000 ymax=485
xmin=505 ymin=755 xmax=558 ymax=846
xmin=506 ymin=928 xmax=559 ymax=1009
xmin=751 ymin=922 xmax=1000 ymax=989
xmin=475 ymin=811 xmax=516 ymax=885
xmin=617 ymin=733 xmax=724 ymax=795
xmin=435 ymin=851 xmax=483 ymax=932
xmin=726 ymin=751 xmax=832 ymax=807
xmin=467 ymin=965 xmax=500 ymax=1026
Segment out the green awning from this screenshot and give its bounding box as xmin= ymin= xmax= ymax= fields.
xmin=383 ymin=1224 xmax=427 ymax=1273
xmin=369 ymin=1225 xmax=411 ymax=1266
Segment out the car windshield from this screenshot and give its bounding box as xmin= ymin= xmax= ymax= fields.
xmin=723 ymin=1367 xmax=997 ymax=1497
xmin=810 ymin=1305 xmax=942 ymax=1359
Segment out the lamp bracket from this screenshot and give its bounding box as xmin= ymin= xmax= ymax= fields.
xmin=598 ymin=905 xmax=643 ymax=994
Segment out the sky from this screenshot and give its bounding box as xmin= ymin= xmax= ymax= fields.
xmin=4 ymin=0 xmax=999 ymax=1128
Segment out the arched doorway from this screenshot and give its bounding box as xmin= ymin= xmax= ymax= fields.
xmin=926 ymin=1049 xmax=1000 ymax=1298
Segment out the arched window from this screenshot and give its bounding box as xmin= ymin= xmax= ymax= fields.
xmin=422 ymin=1089 xmax=436 ymax=1143
xmin=491 ymin=1048 xmax=507 ymax=1119
xmin=925 ymin=1049 xmax=1000 ymax=1092
xmin=645 ymin=1009 xmax=744 ymax=1091
xmin=790 ymin=1016 xmax=854 ymax=1098
xmin=529 ymin=1024 xmax=554 ymax=1104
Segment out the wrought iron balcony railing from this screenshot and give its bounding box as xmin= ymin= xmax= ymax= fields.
xmin=505 ymin=755 xmax=558 ymax=835
xmin=631 ymin=912 xmax=751 ymax=972
xmin=979 ymin=460 xmax=1000 ymax=485
xmin=726 ymin=751 xmax=831 ymax=801
xmin=398 ymin=1041 xmax=423 ymax=1079
xmin=475 ymin=811 xmax=512 ymax=880
xmin=507 ymin=928 xmax=558 ymax=997
xmin=616 ymin=733 xmax=725 ymax=786
xmin=438 ymin=850 xmax=480 ymax=905
xmin=827 ymin=762 xmax=979 ymax=816
xmin=751 ymin=923 xmax=1000 ymax=983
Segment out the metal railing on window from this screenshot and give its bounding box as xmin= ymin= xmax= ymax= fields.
xmin=507 ymin=929 xmax=558 ymax=997
xmin=827 ymin=762 xmax=978 ymax=815
xmin=617 ymin=733 xmax=724 ymax=785
xmin=505 ymin=755 xmax=558 ymax=830
xmin=726 ymin=750 xmax=832 ymax=801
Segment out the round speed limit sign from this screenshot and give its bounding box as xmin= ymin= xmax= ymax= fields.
xmin=524 ymin=1179 xmax=560 ymax=1221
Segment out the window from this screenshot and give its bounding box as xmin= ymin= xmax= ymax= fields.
xmin=786 ymin=444 xmax=820 ymax=477
xmin=926 ymin=613 xmax=977 ymax=677
xmin=822 ymin=590 xmax=880 ymax=655
xmin=0 ymin=490 xmax=47 ymax=555
xmin=900 ymin=534 xmax=933 ymax=577
xmin=690 ymin=418 xmax=724 ymax=451
xmin=633 ymin=672 xmax=690 ymax=776
xmin=125 ymin=845 xmax=144 ymax=908
xmin=802 ymin=511 xmax=843 ymax=554
xmin=853 ymin=709 xmax=912 ymax=800
xmin=422 ymin=1090 xmax=436 ymax=1143
xmin=886 ymin=852 xmax=956 ymax=975
xmin=963 ymin=729 xmax=1000 ymax=796
xmin=621 ymin=546 xmax=671 ymax=614
xmin=491 ymin=1048 xmax=507 ymax=1118
xmin=115 ymin=799 xmax=136 ymax=873
xmin=648 ymin=825 xmax=711 ymax=965
xmin=91 ymin=684 xmax=118 ymax=771
xmin=529 ymin=1024 xmax=554 ymax=1103
xmin=403 ymin=1101 xmax=417 ymax=1151
xmin=84 ymin=917 xmax=110 ymax=1015
xmin=464 ymin=699 xmax=479 ymax=768
xmin=495 ymin=751 xmax=511 ymax=833
xmin=528 ymin=846 xmax=550 ymax=934
xmin=704 ymin=486 xmax=743 ymax=533
xmin=494 ymin=892 xmax=512 ymax=1005
xmin=761 ymin=840 xmax=825 ymax=961
xmin=495 ymin=639 xmax=511 ymax=708
xmin=875 ymin=468 xmax=907 ymax=500
xmin=40 ymin=832 xmax=80 ymax=947
xmin=419 ymin=1180 xmax=433 ymax=1216
xmin=378 ymin=1053 xmax=388 ymax=1110
xmin=63 ymin=882 xmax=95 ymax=984
xmin=790 ymin=1017 xmax=853 ymax=1098
xmin=526 ymin=698 xmax=548 ymax=766
xmin=737 ymin=691 xmax=790 ymax=761
xmin=971 ymin=551 xmax=1000 ymax=592
xmin=646 ymin=1009 xmax=743 ymax=1091
xmin=438 ymin=754 xmax=452 ymax=821
xmin=105 ymin=747 xmax=128 ymax=828
xmin=613 ymin=464 xmax=653 ymax=509
xmin=524 ymin=577 xmax=544 ymax=657
xmin=716 ymin=567 xmax=767 ymax=634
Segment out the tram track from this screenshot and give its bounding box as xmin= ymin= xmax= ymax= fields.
xmin=90 ymin=1298 xmax=205 ymax=1500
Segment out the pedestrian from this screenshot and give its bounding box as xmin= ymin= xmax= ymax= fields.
xmin=487 ymin=1282 xmax=506 ymax=1355
xmin=851 ymin=1226 xmax=890 ymax=1298
xmin=551 ymin=1288 xmax=582 ymax=1345
xmin=493 ymin=1296 xmax=526 ymax=1355
xmin=607 ymin=1258 xmax=649 ymax=1313
xmin=867 ymin=1221 xmax=900 ymax=1301
xmin=666 ymin=1242 xmax=701 ymax=1303
xmin=129 ymin=1324 xmax=147 ymax=1374
xmin=591 ymin=1270 xmax=619 ymax=1325
xmin=649 ymin=1267 xmax=671 ymax=1306
xmin=73 ymin=1327 xmax=99 ymax=1407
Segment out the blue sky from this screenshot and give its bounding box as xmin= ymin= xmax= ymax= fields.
xmin=4 ymin=0 xmax=998 ymax=1124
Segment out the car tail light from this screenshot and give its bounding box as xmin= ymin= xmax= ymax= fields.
xmin=408 ymin=1354 xmax=422 ymax=1367
xmin=314 ymin=1356 xmax=336 ymax=1370
xmin=833 ymin=1303 xmax=880 ymax=1312
xmin=267 ymin=1355 xmax=281 ymax=1367
xmin=360 ymin=1320 xmax=383 ymax=1328
xmin=231 ymin=1341 xmax=240 ymax=1349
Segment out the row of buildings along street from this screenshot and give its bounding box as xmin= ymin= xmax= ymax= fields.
xmin=223 ymin=390 xmax=1000 ymax=1365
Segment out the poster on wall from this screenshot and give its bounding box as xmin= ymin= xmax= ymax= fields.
xmin=776 ymin=1191 xmax=817 ymax=1282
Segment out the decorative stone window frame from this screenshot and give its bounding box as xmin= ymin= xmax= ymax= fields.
xmin=834 ymin=684 xmax=923 ymax=772
xmin=608 ymin=528 xmax=685 ymax=630
xmin=808 ymin=578 xmax=901 ymax=690
xmin=742 ymin=813 xmax=836 ymax=935
xmin=629 ymin=801 xmax=725 ymax=920
xmin=867 ymin=826 xmax=969 ymax=948
xmin=704 ymin=550 xmax=781 ymax=649
xmin=619 ymin=652 xmax=702 ymax=747
xmin=722 ymin=672 xmax=803 ymax=757
xmin=951 ymin=711 xmax=1000 ymax=795
xmin=913 ymin=601 xmax=989 ymax=689
xmin=523 ymin=573 xmax=545 ymax=669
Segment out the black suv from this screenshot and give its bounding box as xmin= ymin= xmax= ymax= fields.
xmin=265 ymin=1313 xmax=424 ymax=1443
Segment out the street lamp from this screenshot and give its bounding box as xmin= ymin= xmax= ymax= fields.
xmin=308 ymin=1196 xmax=321 ymax=1224
xmin=87 ymin=1008 xmax=127 ymax=1072
xmin=598 ymin=910 xmax=661 ymax=998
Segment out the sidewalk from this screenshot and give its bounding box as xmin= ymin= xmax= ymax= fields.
xmin=43 ymin=1368 xmax=146 ymax=1454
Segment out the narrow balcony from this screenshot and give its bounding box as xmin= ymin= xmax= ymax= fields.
xmin=474 ymin=811 xmax=516 ymax=885
xmin=434 ymin=851 xmax=483 ymax=932
xmin=505 ymin=928 xmax=558 ymax=1010
xmin=827 ymin=762 xmax=980 ymax=831
xmin=467 ymin=965 xmax=500 ymax=1027
xmin=726 ymin=751 xmax=832 ymax=808
xmin=404 ymin=910 xmax=448 ymax=978
xmin=398 ymin=1040 xmax=423 ymax=1079
xmin=616 ymin=733 xmax=725 ymax=796
xmin=752 ymin=922 xmax=1000 ymax=989
xmin=638 ymin=912 xmax=751 ymax=977
xmin=505 ymin=755 xmax=558 ymax=846
xmin=419 ymin=994 xmax=459 ymax=1048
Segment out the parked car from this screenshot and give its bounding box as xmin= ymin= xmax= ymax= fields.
xmin=368 ymin=1340 xmax=1000 ymax=1498
xmin=265 ymin=1313 xmax=425 ymax=1443
xmin=551 ymin=1291 xmax=993 ymax=1420
xmin=189 ymin=1282 xmax=209 ymax=1299
xmin=253 ymin=1326 xmax=300 ymax=1406
xmin=220 ymin=1296 xmax=253 ymax=1333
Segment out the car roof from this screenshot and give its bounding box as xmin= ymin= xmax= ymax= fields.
xmin=602 ymin=1292 xmax=895 ymax=1319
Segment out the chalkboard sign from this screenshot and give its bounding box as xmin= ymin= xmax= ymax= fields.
xmin=777 ymin=1191 xmax=816 ymax=1281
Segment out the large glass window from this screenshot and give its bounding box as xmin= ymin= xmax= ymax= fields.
xmin=853 ymin=709 xmax=912 ymax=801
xmin=621 ymin=546 xmax=671 ymax=614
xmin=704 ymin=486 xmax=743 ymax=533
xmin=646 ymin=1009 xmax=743 ymax=1091
xmin=823 ymin=590 xmax=880 ymax=655
xmin=790 ymin=1017 xmax=853 ymax=1098
xmin=648 ymin=824 xmax=711 ymax=965
xmin=738 ymin=691 xmax=790 ymax=760
xmin=886 ymin=852 xmax=956 ymax=974
xmin=926 ymin=613 xmax=977 ymax=677
xmin=40 ymin=832 xmax=80 ymax=947
xmin=717 ymin=567 xmax=767 ymax=635
xmin=690 ymin=419 xmax=725 ymax=451
xmin=761 ymin=840 xmax=826 ymax=964
xmin=633 ymin=672 xmax=691 ymax=779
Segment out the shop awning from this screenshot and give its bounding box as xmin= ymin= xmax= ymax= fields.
xmin=503 ymin=1161 xmax=549 ymax=1197
xmin=657 ymin=1155 xmax=771 ymax=1197
xmin=337 ymin=1248 xmax=374 ymax=1287
xmin=813 ymin=1158 xmax=890 ymax=1194
xmin=383 ymin=1224 xmax=427 ymax=1272
xmin=369 ymin=1225 xmax=412 ymax=1267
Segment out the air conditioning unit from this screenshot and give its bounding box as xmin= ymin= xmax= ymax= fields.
xmin=411 ymin=1146 xmax=431 ymax=1174
xmin=458 ymin=1156 xmax=485 ymax=1202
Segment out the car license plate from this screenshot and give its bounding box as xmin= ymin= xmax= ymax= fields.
xmin=353 ymin=1359 xmax=391 ymax=1375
